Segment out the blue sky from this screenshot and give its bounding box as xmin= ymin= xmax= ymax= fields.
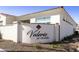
xmin=0 ymin=6 xmax=79 ymax=23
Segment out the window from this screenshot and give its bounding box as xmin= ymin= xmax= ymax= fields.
xmin=63 ymin=18 xmax=73 ymax=26
xmin=21 ymin=20 xmax=30 ymax=23
xmin=36 ymin=16 xmax=50 ymax=23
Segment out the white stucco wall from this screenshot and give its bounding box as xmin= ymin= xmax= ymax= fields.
xmin=60 ymin=13 xmax=75 ymax=40
xmin=0 ymin=23 xmax=18 ymax=42
xmin=60 ymin=19 xmax=74 ymax=40
xmin=20 ymin=23 xmax=56 ymax=43
xmin=0 ymin=14 xmax=6 ymax=25
xmin=0 ymin=22 xmax=60 ymax=43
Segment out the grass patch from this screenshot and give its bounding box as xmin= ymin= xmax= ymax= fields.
xmin=32 ymin=44 xmax=42 ymax=49
xmin=49 ymin=44 xmax=63 ymax=48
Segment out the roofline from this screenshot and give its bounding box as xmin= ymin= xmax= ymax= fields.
xmin=0 ymin=13 xmax=16 ymax=17
xmin=0 ymin=6 xmax=64 ymax=17
xmin=18 ymin=6 xmax=64 ymax=17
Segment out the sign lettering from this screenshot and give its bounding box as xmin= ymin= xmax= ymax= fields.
xmin=27 ymin=29 xmax=49 ymax=39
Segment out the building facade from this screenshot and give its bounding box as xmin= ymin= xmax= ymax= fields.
xmin=0 ymin=7 xmax=77 ymax=43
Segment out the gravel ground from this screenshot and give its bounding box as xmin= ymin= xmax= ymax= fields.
xmin=0 ymin=39 xmax=66 ymax=52
xmin=0 ymin=35 xmax=79 ymax=52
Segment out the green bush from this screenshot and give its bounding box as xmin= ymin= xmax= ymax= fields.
xmin=61 ymin=34 xmax=75 ymax=43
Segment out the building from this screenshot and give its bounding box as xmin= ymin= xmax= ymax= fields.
xmin=0 ymin=13 xmax=17 ymax=25
xmin=18 ymin=6 xmax=77 ymax=40
xmin=0 ymin=7 xmax=77 ymax=43
xmin=75 ymin=24 xmax=79 ymax=34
